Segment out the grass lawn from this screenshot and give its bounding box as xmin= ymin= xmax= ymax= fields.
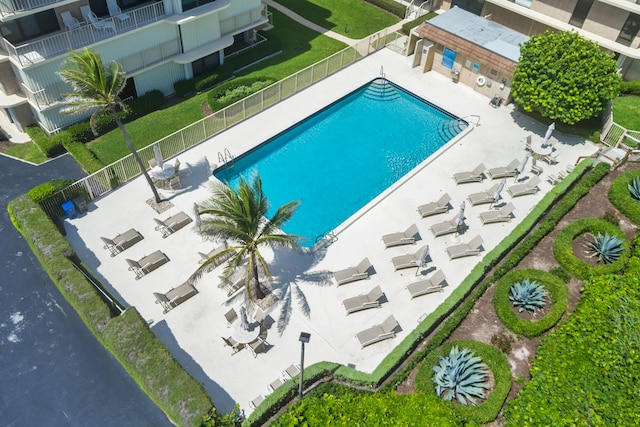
xmin=274 ymin=0 xmax=399 ymax=39
xmin=87 ymin=8 xmax=347 ymax=165
xmin=612 ymin=95 xmax=640 ymax=131
xmin=4 ymin=141 xmax=48 ymax=164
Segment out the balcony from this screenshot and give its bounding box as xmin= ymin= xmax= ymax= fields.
xmin=1 ymin=2 xmax=166 ymax=67
xmin=0 ymin=0 xmax=66 ymax=18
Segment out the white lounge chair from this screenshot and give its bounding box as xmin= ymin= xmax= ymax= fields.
xmin=446 ymin=235 xmax=484 ymax=260
xmin=61 ymin=11 xmax=81 ymax=30
xmin=391 ymin=245 xmax=427 ymax=271
xmin=467 ymin=183 xmax=500 ymax=206
xmin=81 ymin=5 xmax=116 ymax=32
xmin=333 ymin=258 xmax=372 ymax=285
xmin=430 ymin=217 xmax=459 ymax=237
xmin=126 ymin=250 xmax=169 ymax=279
xmin=406 ymin=270 xmax=446 ymax=299
xmin=486 ymin=159 xmax=519 ymax=179
xmin=282 ymin=363 xmax=301 ymax=379
xmin=507 ymin=176 xmax=541 ymax=197
xmin=356 ymin=315 xmax=399 ymax=348
xmin=100 ymin=228 xmax=142 ymax=256
xmin=342 ymin=285 xmax=384 ymax=314
xmin=153 ymin=281 xmax=198 ymax=313
xmin=382 ymin=224 xmax=419 ymax=248
xmin=198 ymin=241 xmax=236 ymax=269
xmin=417 ymin=193 xmax=451 ymax=218
xmin=107 ymin=0 xmax=130 ymax=21
xmin=218 ymin=269 xmax=247 ymax=296
xmin=479 ymin=203 xmax=515 ymax=225
xmin=154 ymin=211 xmax=192 ymax=238
xmin=453 ymin=163 xmax=486 ymax=184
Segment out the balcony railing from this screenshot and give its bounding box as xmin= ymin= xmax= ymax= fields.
xmin=3 ymin=2 xmax=166 ymax=67
xmin=0 ymin=0 xmax=61 ymax=18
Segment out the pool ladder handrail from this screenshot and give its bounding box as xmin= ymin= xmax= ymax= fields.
xmin=217 ymin=148 xmax=235 ymax=169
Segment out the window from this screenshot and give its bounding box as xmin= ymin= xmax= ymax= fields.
xmin=182 ymin=0 xmax=216 ymax=12
xmin=192 ymin=53 xmax=221 ymax=77
xmin=0 ymin=9 xmax=58 ymax=44
xmin=617 ymin=13 xmax=640 ymax=47
xmin=569 ymin=0 xmax=594 ymax=28
xmin=489 ymin=68 xmax=499 ymax=78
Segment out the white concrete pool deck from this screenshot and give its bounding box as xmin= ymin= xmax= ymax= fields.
xmin=63 ymin=48 xmax=598 ymax=414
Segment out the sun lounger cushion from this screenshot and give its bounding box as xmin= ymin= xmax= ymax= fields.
xmin=356 ymin=315 xmax=399 ymax=348
xmin=453 ymin=163 xmax=485 ymax=184
xmin=467 ymin=183 xmax=499 ymax=206
xmin=343 ymin=285 xmax=384 ymax=314
xmin=101 ymin=228 xmax=142 ymax=256
xmin=391 ymin=246 xmax=426 ymax=271
xmin=406 ymin=270 xmax=446 ymax=298
xmin=430 ymin=218 xmax=458 ymax=237
xmin=198 ymin=241 xmax=236 ymax=269
xmin=507 ymin=176 xmax=541 ymax=197
xmin=334 ymin=257 xmax=372 ymax=285
xmin=153 ymin=281 xmax=198 ymax=313
xmin=382 ymin=224 xmax=419 ymax=248
xmin=486 ymin=159 xmax=519 ymax=179
xmin=479 ymin=203 xmax=515 ymax=224
xmin=154 ymin=211 xmax=192 ymax=238
xmin=126 ymin=250 xmax=169 ymax=279
xmin=219 ymin=269 xmax=248 ymax=296
xmin=417 ymin=193 xmax=451 ymax=218
xmin=446 ymin=235 xmax=483 ymax=260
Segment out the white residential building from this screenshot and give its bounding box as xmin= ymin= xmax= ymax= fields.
xmin=0 ymin=0 xmax=269 ymax=135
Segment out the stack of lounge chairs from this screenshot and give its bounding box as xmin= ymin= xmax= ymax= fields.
xmin=406 ymin=270 xmax=446 ymax=299
xmin=333 ymin=258 xmax=372 ymax=285
xmin=507 ymin=176 xmax=541 ymax=197
xmin=126 ymin=250 xmax=169 ymax=279
xmin=382 ymin=224 xmax=419 ymax=248
xmin=486 ymin=159 xmax=519 ymax=179
xmin=342 ymin=286 xmax=385 ymax=314
xmin=154 ymin=211 xmax=192 ymax=238
xmin=100 ymin=228 xmax=143 ymax=256
xmin=446 ymin=235 xmax=484 ymax=260
xmin=356 ymin=315 xmax=399 ymax=348
xmin=153 ymin=281 xmax=198 ymax=313
xmin=417 ymin=193 xmax=451 ymax=218
xmin=479 ymin=203 xmax=515 ymax=224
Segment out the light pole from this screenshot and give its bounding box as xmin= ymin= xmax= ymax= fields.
xmin=298 ymin=332 xmax=311 ymax=400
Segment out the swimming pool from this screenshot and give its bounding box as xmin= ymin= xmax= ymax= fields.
xmin=215 ymin=79 xmax=465 ymax=246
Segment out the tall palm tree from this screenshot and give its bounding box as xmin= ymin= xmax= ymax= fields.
xmin=59 ymin=48 xmax=161 ymax=203
xmin=191 ymin=174 xmax=300 ymax=301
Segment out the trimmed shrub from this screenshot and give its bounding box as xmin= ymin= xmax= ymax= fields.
xmin=26 ymin=179 xmax=75 ymax=203
xmin=619 ymin=80 xmax=640 ymax=96
xmin=415 ymin=340 xmax=512 ymax=425
xmin=554 ymin=218 xmax=629 ymax=280
xmin=25 ymin=125 xmax=66 ymax=157
xmin=609 ymin=169 xmax=640 ymax=225
xmin=61 ymin=139 xmax=105 ymax=173
xmin=402 ymin=11 xmax=438 ymax=35
xmin=206 ymin=77 xmax=276 ymax=112
xmin=365 ymin=0 xmax=406 ymax=18
xmin=174 ymin=64 xmax=234 ymax=97
xmin=494 ymin=269 xmax=568 ymax=338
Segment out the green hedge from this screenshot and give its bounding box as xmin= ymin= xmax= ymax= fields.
xmin=61 ymin=139 xmax=105 ymax=173
xmin=26 ymin=179 xmax=76 ymax=203
xmin=493 ymin=269 xmax=568 ymax=338
xmin=206 ymin=77 xmax=276 ymax=112
xmin=504 ymin=273 xmax=640 ymax=426
xmin=401 ymin=11 xmax=438 ymax=35
xmin=25 ymin=125 xmax=66 ymax=157
xmin=620 ymin=80 xmax=640 ymax=96
xmin=414 ymin=340 xmax=512 ymax=425
xmin=174 ymin=63 xmax=235 ymax=97
xmin=365 ymin=0 xmax=406 ymax=18
xmin=8 ymin=196 xmax=215 ymax=427
xmin=608 ymin=169 xmax=640 ymax=225
xmin=554 ymin=218 xmax=629 ymax=280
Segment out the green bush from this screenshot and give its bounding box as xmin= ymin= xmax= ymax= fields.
xmin=609 ymin=169 xmax=640 ymax=225
xmin=365 ymin=0 xmax=406 ymax=18
xmin=26 ymin=179 xmax=75 ymax=203
xmin=554 ymin=218 xmax=629 ymax=280
xmin=620 ymin=80 xmax=640 ymax=96
xmin=25 ymin=125 xmax=66 ymax=157
xmin=206 ymin=77 xmax=276 ymax=112
xmin=402 ymin=11 xmax=438 ymax=35
xmin=272 ymin=391 xmax=460 ymax=426
xmin=505 ymin=273 xmax=640 ymax=426
xmin=61 ymin=139 xmax=105 ymax=173
xmin=174 ymin=64 xmax=235 ymax=97
xmin=415 ymin=340 xmax=512 ymax=425
xmin=494 ymin=269 xmax=568 ymax=337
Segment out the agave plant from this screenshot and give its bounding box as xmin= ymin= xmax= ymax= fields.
xmin=586 ymin=232 xmax=624 ymax=264
xmin=509 ymin=279 xmax=548 ymax=313
xmin=628 ymin=176 xmax=640 ymax=201
xmin=432 ymin=346 xmax=489 ymax=406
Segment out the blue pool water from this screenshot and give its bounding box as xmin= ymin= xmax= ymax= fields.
xmin=215 ymin=79 xmax=464 ymax=246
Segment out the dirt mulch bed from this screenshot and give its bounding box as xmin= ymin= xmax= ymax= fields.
xmin=395 ymin=161 xmax=638 ymax=424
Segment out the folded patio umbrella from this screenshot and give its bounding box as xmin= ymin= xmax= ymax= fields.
xmin=492 ymin=178 xmax=506 ymax=207
xmin=542 ymin=122 xmax=555 ymax=147
xmin=416 ymin=244 xmax=430 ymax=276
xmin=153 ymin=144 xmax=164 ymax=169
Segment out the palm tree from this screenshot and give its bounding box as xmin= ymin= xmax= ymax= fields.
xmin=191 ymin=174 xmax=300 ymax=301
xmin=59 ymin=48 xmax=161 ymax=203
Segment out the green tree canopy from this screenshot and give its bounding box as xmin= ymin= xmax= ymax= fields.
xmin=511 ymin=30 xmax=621 ymax=125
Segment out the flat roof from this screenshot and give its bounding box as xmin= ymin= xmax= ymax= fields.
xmin=428 ymin=6 xmax=529 ymax=62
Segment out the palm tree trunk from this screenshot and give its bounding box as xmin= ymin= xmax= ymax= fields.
xmin=112 ymin=111 xmax=162 ymax=203
xmin=251 ymin=252 xmax=265 ymax=300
